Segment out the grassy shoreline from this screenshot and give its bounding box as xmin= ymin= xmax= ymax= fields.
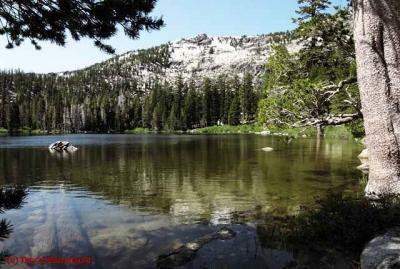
xmin=0 ymin=124 xmax=360 ymax=139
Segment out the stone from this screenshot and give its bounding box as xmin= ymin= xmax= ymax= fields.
xmin=262 ymin=147 xmax=274 ymax=152
xmin=357 ymin=163 xmax=369 ymax=174
xmin=157 ymin=227 xmax=236 ymax=268
xmin=361 ymin=227 xmax=400 ymax=269
xmin=357 ymin=149 xmax=369 ymax=173
xmin=256 ymin=130 xmax=271 ymax=136
xmin=358 ymin=149 xmax=369 ymax=163
xmin=48 ymin=141 xmax=78 ymax=152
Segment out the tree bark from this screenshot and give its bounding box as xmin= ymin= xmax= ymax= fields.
xmin=353 ymin=0 xmax=400 ymax=194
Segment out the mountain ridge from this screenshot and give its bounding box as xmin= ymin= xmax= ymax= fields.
xmin=58 ymin=31 xmax=296 ymax=91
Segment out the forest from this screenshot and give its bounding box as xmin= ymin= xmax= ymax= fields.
xmin=0 ymin=2 xmax=359 ymax=137
xmin=0 ymin=70 xmax=258 ymax=133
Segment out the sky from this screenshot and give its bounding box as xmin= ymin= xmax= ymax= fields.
xmin=0 ymin=0 xmax=347 ymax=73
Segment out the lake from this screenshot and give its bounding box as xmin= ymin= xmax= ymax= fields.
xmin=0 ymin=134 xmax=364 ymax=268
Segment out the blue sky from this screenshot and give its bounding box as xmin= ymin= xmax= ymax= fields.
xmin=0 ymin=0 xmax=347 ymax=73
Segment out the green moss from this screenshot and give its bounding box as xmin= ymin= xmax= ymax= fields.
xmin=190 ymin=124 xmax=263 ymax=134
xmin=124 ymin=128 xmax=152 ymax=134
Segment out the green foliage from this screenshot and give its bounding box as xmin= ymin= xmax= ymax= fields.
xmin=0 ymin=128 xmax=7 ymax=136
xmin=258 ymin=193 xmax=400 ymax=258
xmin=267 ymin=126 xmax=317 ymax=138
xmin=0 ymin=0 xmax=164 ymax=53
xmin=0 ymin=186 xmax=27 ymax=263
xmin=0 ymin=69 xmax=259 ymax=134
xmin=228 ymin=95 xmax=241 ymax=126
xmin=190 ymin=124 xmax=263 ymax=134
xmin=240 ymin=73 xmax=258 ymax=123
xmin=257 ymin=3 xmax=360 ymax=135
xmin=265 ymin=125 xmax=357 ymax=140
xmin=348 ymin=119 xmax=365 ymax=138
xmin=323 ymin=125 xmax=354 ymax=140
xmin=124 ymin=128 xmax=151 ymax=134
xmin=30 ymin=129 xmax=47 ymax=135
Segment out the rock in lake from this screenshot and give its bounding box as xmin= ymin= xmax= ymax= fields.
xmin=361 ymin=227 xmax=400 ymax=269
xmin=256 ymin=130 xmax=271 ymax=136
xmin=49 ymin=141 xmax=78 ymax=152
xmin=157 ymin=227 xmax=236 ymax=268
xmin=262 ymin=147 xmax=274 ymax=152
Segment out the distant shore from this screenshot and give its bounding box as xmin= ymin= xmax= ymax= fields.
xmin=0 ymin=124 xmax=361 ymax=140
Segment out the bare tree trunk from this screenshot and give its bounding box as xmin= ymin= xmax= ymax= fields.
xmin=353 ymin=0 xmax=400 ymax=194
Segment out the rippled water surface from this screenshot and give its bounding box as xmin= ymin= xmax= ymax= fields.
xmin=0 ymin=134 xmax=364 ymax=268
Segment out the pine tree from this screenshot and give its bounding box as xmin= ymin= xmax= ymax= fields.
xmin=201 ymin=78 xmax=212 ymax=127
xmin=228 ymin=94 xmax=241 ymax=126
xmin=0 ymin=0 xmax=164 ymax=54
xmin=239 ymin=73 xmax=254 ymax=123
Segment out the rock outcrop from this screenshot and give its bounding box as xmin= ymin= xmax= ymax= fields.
xmin=61 ymin=33 xmax=299 ymax=91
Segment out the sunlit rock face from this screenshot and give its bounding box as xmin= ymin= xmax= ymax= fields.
xmin=60 ymin=33 xmax=299 ymax=91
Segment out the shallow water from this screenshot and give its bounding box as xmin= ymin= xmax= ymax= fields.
xmin=0 ymin=134 xmax=363 ymax=268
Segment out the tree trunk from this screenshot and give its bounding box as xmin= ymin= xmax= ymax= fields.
xmin=317 ymin=124 xmax=324 ymax=138
xmin=353 ymin=0 xmax=400 ymax=194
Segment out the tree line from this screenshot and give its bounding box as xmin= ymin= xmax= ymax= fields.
xmin=0 ymin=71 xmax=258 ymax=133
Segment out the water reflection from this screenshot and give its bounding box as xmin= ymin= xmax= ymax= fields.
xmin=0 ymin=134 xmax=364 ymax=268
xmin=0 ymin=186 xmax=27 ymax=262
xmin=0 ymin=135 xmax=363 ymax=221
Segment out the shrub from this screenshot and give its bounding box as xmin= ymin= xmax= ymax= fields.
xmin=190 ymin=124 xmax=263 ymax=134
xmin=124 ymin=128 xmax=152 ymax=134
xmin=0 ymin=128 xmax=7 ymax=136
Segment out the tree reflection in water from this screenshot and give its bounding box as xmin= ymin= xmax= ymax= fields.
xmin=0 ymin=186 xmax=27 ymax=263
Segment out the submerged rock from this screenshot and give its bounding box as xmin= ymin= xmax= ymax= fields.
xmin=262 ymin=147 xmax=274 ymax=152
xmin=157 ymin=227 xmax=236 ymax=268
xmin=49 ymin=141 xmax=78 ymax=152
xmin=361 ymin=227 xmax=400 ymax=269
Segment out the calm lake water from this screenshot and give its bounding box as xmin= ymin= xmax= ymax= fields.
xmin=0 ymin=134 xmax=364 ymax=268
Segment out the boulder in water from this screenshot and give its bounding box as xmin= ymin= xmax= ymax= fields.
xmin=49 ymin=141 xmax=78 ymax=152
xmin=261 ymin=147 xmax=274 ymax=152
xmin=361 ymin=227 xmax=400 ymax=269
xmin=157 ymin=227 xmax=236 ymax=268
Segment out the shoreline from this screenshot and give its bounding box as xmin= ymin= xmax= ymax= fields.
xmin=0 ymin=124 xmax=360 ymax=140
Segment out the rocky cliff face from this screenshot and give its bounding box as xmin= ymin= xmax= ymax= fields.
xmin=61 ymin=32 xmax=297 ymax=90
